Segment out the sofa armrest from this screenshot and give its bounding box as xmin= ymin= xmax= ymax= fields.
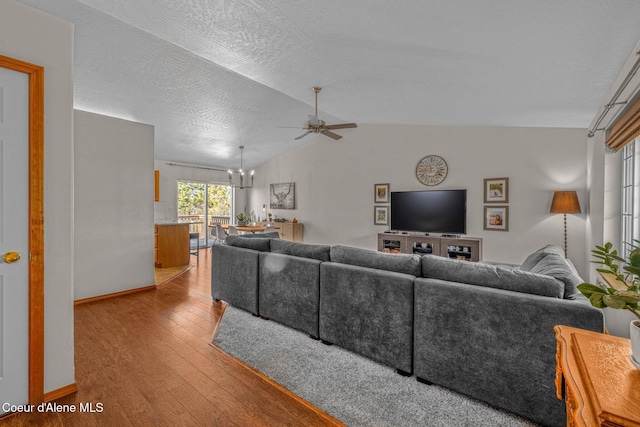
xmin=211 ymin=244 xmax=260 ymax=314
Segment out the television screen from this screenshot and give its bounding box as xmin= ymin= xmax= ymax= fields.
xmin=390 ymin=190 xmax=466 ymax=234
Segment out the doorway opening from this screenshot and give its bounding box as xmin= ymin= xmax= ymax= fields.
xmin=177 ymin=181 xmax=232 ymax=247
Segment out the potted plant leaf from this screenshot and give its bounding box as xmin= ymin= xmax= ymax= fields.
xmin=236 ymin=212 xmax=250 ymax=226
xmin=578 ymin=241 xmax=640 ymax=369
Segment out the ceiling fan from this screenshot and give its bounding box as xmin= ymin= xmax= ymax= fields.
xmin=285 ymin=87 xmax=357 ymax=141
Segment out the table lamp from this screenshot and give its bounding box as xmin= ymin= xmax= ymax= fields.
xmin=550 ymin=191 xmax=581 ymax=258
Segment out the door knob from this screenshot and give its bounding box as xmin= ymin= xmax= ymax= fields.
xmin=2 ymin=251 xmax=21 ymax=264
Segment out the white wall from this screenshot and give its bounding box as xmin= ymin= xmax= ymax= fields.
xmin=249 ymin=124 xmax=590 ymax=276
xmin=586 ymin=133 xmax=607 ymax=283
xmin=74 ymin=110 xmax=155 ymax=300
xmin=0 ymin=0 xmax=75 ymax=393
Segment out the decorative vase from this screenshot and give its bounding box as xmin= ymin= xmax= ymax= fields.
xmin=631 ymin=320 xmax=640 ymax=369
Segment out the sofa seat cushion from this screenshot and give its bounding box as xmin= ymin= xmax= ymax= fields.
xmin=226 ymin=235 xmax=272 ymax=252
xmin=520 ymin=251 xmax=582 ymax=299
xmin=270 ymin=239 xmax=331 ymax=261
xmin=422 ymin=255 xmax=564 ymax=298
xmin=330 ymin=245 xmax=421 ymax=276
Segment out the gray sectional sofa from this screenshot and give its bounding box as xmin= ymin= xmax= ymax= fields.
xmin=211 ymin=237 xmax=604 ymax=427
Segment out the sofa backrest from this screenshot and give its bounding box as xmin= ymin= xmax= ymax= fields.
xmin=270 ymin=239 xmax=331 ymax=261
xmin=421 ymin=255 xmax=565 ymax=298
xmin=225 ymin=235 xmax=273 ymax=252
xmin=330 ymin=245 xmax=422 ymax=276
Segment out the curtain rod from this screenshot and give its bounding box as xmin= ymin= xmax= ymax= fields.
xmin=588 ymin=50 xmax=640 ymax=138
xmin=165 ymin=162 xmax=227 ymax=172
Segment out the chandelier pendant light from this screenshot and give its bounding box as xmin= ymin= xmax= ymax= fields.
xmin=228 ymin=145 xmax=254 ymax=189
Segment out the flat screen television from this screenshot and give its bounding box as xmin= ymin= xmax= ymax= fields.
xmin=390 ymin=189 xmax=466 ymax=234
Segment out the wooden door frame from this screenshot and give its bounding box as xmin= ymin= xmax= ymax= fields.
xmin=0 ymin=54 xmax=45 ymax=404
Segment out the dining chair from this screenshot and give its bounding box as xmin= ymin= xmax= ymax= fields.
xmin=227 ymin=226 xmax=239 ymax=236
xmin=189 ymin=232 xmax=200 ymax=262
xmin=264 ymin=226 xmax=277 ymax=233
xmin=214 ymin=223 xmax=227 ymax=244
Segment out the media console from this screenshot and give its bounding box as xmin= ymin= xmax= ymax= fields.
xmin=377 ymin=232 xmax=482 ymax=262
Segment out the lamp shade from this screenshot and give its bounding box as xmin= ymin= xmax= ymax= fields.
xmin=550 ymin=191 xmax=581 ymax=214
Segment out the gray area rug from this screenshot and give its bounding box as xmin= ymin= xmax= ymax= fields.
xmin=213 ymin=306 xmax=538 ymax=427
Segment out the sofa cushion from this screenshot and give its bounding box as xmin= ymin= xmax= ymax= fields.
xmin=330 ymin=245 xmax=421 ymax=276
xmin=421 ymin=255 xmax=564 ymax=298
xmin=270 ymin=239 xmax=331 ymax=261
xmin=233 ymin=231 xmax=280 ymax=239
xmin=519 ymin=245 xmax=564 ymax=271
xmin=225 ymin=235 xmax=272 ymax=252
xmin=522 ymin=252 xmax=582 ymax=299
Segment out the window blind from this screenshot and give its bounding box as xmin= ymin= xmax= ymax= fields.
xmin=607 ymin=95 xmax=640 ymax=151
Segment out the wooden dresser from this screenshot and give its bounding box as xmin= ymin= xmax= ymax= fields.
xmin=258 ymin=221 xmax=303 ymax=242
xmin=554 ymin=325 xmax=640 ymax=426
xmin=278 ymin=222 xmax=303 ymax=242
xmin=154 ymin=223 xmax=190 ymax=268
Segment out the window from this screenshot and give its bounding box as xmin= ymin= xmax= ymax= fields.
xmin=178 ymin=181 xmax=232 ymax=247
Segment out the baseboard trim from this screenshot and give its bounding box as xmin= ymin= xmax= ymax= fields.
xmin=74 ymin=285 xmax=157 ymax=306
xmin=44 ymin=382 xmax=78 ymax=402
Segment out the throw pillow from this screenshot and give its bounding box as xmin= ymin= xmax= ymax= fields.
xmin=520 ymin=245 xmax=564 ymax=271
xmin=525 ymin=253 xmax=582 ymax=299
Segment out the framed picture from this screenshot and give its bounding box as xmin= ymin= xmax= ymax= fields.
xmin=270 ymin=182 xmax=296 ymax=209
xmin=484 ymin=177 xmax=509 ymax=203
xmin=374 ymin=183 xmax=390 ymax=203
xmin=374 ymin=205 xmax=389 ymax=226
xmin=484 ymin=206 xmax=509 ymax=231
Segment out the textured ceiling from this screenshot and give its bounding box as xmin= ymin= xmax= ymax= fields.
xmin=15 ymin=0 xmax=640 ymax=170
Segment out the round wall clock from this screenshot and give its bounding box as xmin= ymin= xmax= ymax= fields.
xmin=416 ymin=155 xmax=448 ymax=186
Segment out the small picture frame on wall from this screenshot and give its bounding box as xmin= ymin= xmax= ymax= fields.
xmin=374 ymin=183 xmax=390 ymax=203
xmin=484 ymin=177 xmax=509 ymax=203
xmin=374 ymin=205 xmax=389 ymax=226
xmin=484 ymin=206 xmax=509 ymax=231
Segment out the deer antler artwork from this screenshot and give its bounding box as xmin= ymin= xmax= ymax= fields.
xmin=270 ymin=182 xmax=295 ymax=209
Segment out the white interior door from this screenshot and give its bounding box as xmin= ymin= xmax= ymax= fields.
xmin=0 ymin=66 xmax=30 ymax=414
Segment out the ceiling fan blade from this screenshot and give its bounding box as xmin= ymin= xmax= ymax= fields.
xmin=294 ymin=131 xmax=312 ymax=140
xmin=276 ymin=125 xmax=306 ymax=129
xmin=325 ymin=123 xmax=357 ymax=130
xmin=321 ymin=129 xmax=342 ymax=140
xmin=308 ymin=115 xmax=320 ymax=127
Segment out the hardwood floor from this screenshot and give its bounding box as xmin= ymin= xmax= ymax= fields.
xmin=1 ymin=248 xmax=343 ymax=426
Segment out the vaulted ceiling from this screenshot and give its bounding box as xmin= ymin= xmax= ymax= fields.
xmin=16 ymin=0 xmax=640 ymax=170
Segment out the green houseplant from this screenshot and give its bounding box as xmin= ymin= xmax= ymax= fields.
xmin=236 ymin=212 xmax=250 ymax=226
xmin=579 ymin=241 xmax=640 ymax=367
xmin=578 ymin=242 xmax=640 ymax=319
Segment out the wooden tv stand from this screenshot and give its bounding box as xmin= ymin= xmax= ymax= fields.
xmin=377 ymin=232 xmax=482 ymax=262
